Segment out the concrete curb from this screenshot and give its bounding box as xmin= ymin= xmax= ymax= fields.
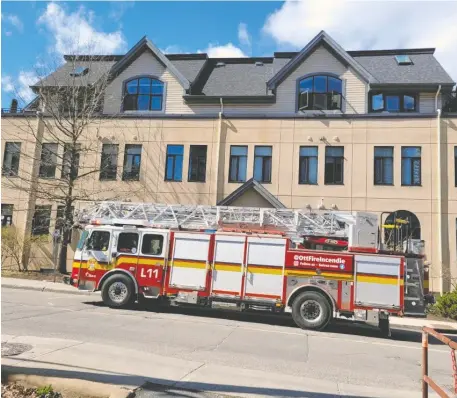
xmin=2 ymin=283 xmax=100 ymax=296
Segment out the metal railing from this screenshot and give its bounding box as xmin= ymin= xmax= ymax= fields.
xmin=422 ymin=326 xmax=457 ymax=397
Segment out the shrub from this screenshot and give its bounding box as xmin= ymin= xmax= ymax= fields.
xmin=36 ymin=385 xmax=53 ymax=397
xmin=428 ymin=289 xmax=457 ymax=320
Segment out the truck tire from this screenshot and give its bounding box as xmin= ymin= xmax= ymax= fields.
xmin=101 ymin=274 xmax=135 ymax=308
xmin=291 ymin=291 xmax=332 ymax=331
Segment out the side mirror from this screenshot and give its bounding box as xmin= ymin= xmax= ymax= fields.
xmin=112 ymin=252 xmax=118 ymax=258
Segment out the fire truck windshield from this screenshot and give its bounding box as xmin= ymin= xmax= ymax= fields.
xmin=86 ymin=230 xmax=110 ymax=251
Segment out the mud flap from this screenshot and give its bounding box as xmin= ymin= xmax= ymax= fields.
xmin=379 ymin=314 xmax=391 ymax=337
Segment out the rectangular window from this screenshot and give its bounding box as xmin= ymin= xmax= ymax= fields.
xmin=1 ymin=204 xmax=13 ymax=227
xmin=374 ymin=146 xmax=394 ymax=185
xmin=229 ymin=146 xmax=248 ymax=183
xmin=188 ymin=145 xmax=207 ymax=182
xmin=2 ymin=142 xmax=21 ymax=177
xmin=401 ymin=146 xmax=421 ymax=186
xmin=117 ymin=232 xmax=139 ymax=254
xmin=100 ymin=144 xmax=118 ymax=181
xmin=324 ymin=146 xmax=344 ymax=185
xmin=253 ymin=146 xmax=272 ymax=183
xmin=62 ymin=144 xmax=80 ymax=180
xmin=56 ymin=205 xmax=74 ymax=242
xmin=299 ymin=146 xmax=318 ymax=184
xmin=165 ymin=145 xmax=184 ymax=182
xmin=32 ymin=205 xmax=52 ymax=236
xmin=141 ymin=234 xmax=164 ymax=256
xmin=369 ymin=93 xmax=416 ymax=113
xmin=86 ymin=230 xmax=110 ymax=251
xmin=122 ymin=144 xmax=142 ymax=181
xmin=39 ymin=143 xmax=58 ymax=178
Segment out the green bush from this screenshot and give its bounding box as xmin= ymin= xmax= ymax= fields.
xmin=36 ymin=385 xmax=53 ymax=397
xmin=429 ymin=289 xmax=457 ymax=320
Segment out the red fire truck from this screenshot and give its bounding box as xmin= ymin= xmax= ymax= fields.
xmin=70 ymin=202 xmax=412 ymax=335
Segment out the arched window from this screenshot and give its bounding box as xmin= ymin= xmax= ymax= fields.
xmin=298 ymin=74 xmax=342 ymax=111
xmin=123 ymin=77 xmax=164 ymax=111
xmin=383 ymin=210 xmax=421 ymax=250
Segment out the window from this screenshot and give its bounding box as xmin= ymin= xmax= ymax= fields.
xmin=117 ymin=232 xmax=139 ymax=254
xmin=188 ymin=145 xmax=207 ymax=182
xmin=2 ymin=142 xmax=21 ymax=177
xmin=32 ymin=205 xmax=52 ymax=236
xmin=62 ymin=144 xmax=80 ymax=180
xmin=298 ymin=75 xmax=343 ymax=111
xmin=229 ymin=146 xmax=248 ymax=183
xmin=122 ymin=144 xmax=142 ymax=181
xmin=369 ymin=93 xmax=416 ymax=112
xmin=299 ymin=146 xmax=318 ymax=184
xmin=324 ymin=147 xmax=344 ymax=185
xmin=100 ymin=144 xmax=118 ymax=181
xmin=253 ymin=146 xmax=272 ymax=183
xmin=123 ymin=77 xmax=164 ymax=111
xmin=141 ymin=234 xmax=164 ymax=256
xmin=39 ymin=143 xmax=58 ymax=178
xmin=1 ymin=204 xmax=13 ymax=227
xmin=165 ymin=145 xmax=184 ymax=181
xmin=56 ymin=205 xmax=74 ymax=232
xmin=86 ymin=230 xmax=110 ymax=251
xmin=401 ymin=146 xmax=421 ymax=186
xmin=374 ymin=147 xmax=394 ymax=185
xmin=70 ymin=66 xmax=89 ymax=76
xmin=395 ymin=55 xmax=412 ymax=65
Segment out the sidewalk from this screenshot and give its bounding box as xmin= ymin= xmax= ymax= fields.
xmin=1 ymin=334 xmax=439 ymax=398
xmin=2 ymin=276 xmax=457 ymax=333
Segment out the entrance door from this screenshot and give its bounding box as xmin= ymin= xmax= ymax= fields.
xmin=112 ymin=230 xmax=140 ymax=277
xmin=136 ymin=230 xmax=168 ymax=297
xmin=211 ymin=234 xmax=245 ymax=297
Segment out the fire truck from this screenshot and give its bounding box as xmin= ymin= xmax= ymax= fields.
xmin=69 ymin=202 xmax=428 ymax=336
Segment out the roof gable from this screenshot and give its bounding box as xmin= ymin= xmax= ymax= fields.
xmin=267 ymin=30 xmax=375 ymax=89
xmin=110 ymin=36 xmax=190 ymax=90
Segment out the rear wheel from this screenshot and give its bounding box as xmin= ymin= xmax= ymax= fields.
xmin=101 ymin=274 xmax=135 ymax=308
xmin=291 ymin=291 xmax=332 ymax=331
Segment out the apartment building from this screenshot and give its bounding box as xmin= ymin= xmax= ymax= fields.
xmin=2 ymin=31 xmax=456 ymax=292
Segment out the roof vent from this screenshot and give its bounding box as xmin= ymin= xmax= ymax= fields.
xmin=255 ymin=61 xmax=264 ymax=66
xmin=70 ymin=66 xmax=89 ymax=77
xmin=215 ymin=62 xmax=226 ymax=67
xmin=395 ymin=55 xmax=413 ymax=65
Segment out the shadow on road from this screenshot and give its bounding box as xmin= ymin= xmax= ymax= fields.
xmin=1 ymin=361 xmax=383 ymax=398
xmin=81 ymin=299 xmax=454 ymax=346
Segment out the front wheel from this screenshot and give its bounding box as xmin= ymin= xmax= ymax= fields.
xmin=101 ymin=274 xmax=135 ymax=308
xmin=291 ymin=291 xmax=332 ymax=331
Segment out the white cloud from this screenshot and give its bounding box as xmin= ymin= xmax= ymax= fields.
xmin=161 ymin=45 xmax=184 ymax=54
xmin=2 ymin=75 xmax=15 ymax=92
xmin=238 ymin=22 xmax=251 ymax=48
xmin=37 ymin=3 xmax=127 ymax=56
xmin=109 ymin=2 xmax=135 ymax=22
xmin=262 ymin=0 xmax=457 ymax=81
xmin=2 ymin=13 xmax=24 ymax=32
xmin=204 ymin=43 xmax=246 ymax=58
xmin=2 ymin=72 xmax=37 ymax=103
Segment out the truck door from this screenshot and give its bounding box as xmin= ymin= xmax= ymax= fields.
xmin=78 ymin=228 xmax=112 ymax=290
xmin=136 ymin=230 xmax=168 ymax=297
xmin=112 ymin=229 xmax=140 ymax=277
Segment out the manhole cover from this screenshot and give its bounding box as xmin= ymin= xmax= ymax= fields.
xmin=1 ymin=342 xmax=32 ymax=357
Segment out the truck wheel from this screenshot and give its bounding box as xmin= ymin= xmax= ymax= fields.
xmin=291 ymin=291 xmax=332 ymax=331
xmin=101 ymin=274 xmax=135 ymax=308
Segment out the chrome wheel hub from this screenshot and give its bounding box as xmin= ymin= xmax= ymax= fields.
xmin=108 ymin=281 xmax=128 ymax=303
xmin=300 ymin=299 xmax=323 ymax=323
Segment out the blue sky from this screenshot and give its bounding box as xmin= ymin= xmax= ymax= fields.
xmin=2 ymin=1 xmax=457 ymax=107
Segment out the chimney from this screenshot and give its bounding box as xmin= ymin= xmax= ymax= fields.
xmin=10 ymin=99 xmax=18 ymax=113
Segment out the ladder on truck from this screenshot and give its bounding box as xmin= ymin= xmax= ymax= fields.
xmin=75 ymin=201 xmax=363 ymax=243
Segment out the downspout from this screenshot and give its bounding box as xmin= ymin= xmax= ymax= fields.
xmin=215 ymin=98 xmax=224 ymax=204
xmin=435 ymin=84 xmax=443 ymax=293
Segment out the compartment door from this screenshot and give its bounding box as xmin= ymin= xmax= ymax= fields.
xmin=354 ymin=254 xmax=402 ymax=309
xmin=169 ymin=233 xmax=210 ymax=290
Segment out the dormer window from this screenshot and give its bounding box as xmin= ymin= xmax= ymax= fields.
xmin=395 ymin=55 xmax=413 ymax=65
xmin=298 ymin=74 xmax=342 ymax=111
xmin=123 ymin=77 xmax=164 ymax=112
xmin=369 ymin=92 xmax=416 ymax=113
xmin=70 ymin=66 xmax=89 ymax=77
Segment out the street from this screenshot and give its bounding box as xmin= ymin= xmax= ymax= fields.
xmin=1 ymin=287 xmax=453 ymax=397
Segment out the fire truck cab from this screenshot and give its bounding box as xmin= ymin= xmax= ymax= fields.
xmin=70 ymin=203 xmax=411 ymax=336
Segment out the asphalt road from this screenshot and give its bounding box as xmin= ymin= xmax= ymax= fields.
xmin=1 ymin=288 xmax=453 ymax=395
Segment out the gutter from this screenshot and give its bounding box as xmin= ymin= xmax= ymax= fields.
xmin=215 ymin=98 xmax=224 ymax=204
xmin=435 ymin=84 xmax=443 ymax=293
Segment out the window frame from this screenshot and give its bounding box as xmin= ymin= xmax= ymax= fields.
xmin=39 ymin=143 xmax=58 ymax=179
xmin=188 ymin=145 xmax=207 ymax=183
xmin=369 ymin=92 xmax=417 ymax=113
xmin=165 ymin=144 xmax=184 ymax=182
xmin=117 ymin=231 xmax=139 ymax=255
xmin=31 ymin=205 xmax=52 ymax=236
xmin=298 ymin=146 xmax=318 ymax=185
xmin=100 ymin=144 xmax=119 ymax=181
xmin=1 ymin=204 xmax=14 ymax=227
xmin=401 ymin=146 xmax=422 ymax=187
xmin=253 ymin=145 xmax=272 ymax=184
xmin=2 ymin=142 xmax=21 ymax=177
xmin=122 ymin=76 xmax=165 ymax=113
xmin=297 ymin=73 xmax=343 ymax=112
xmin=228 ymin=145 xmax=248 ymax=183
xmin=61 ymin=143 xmax=81 ymax=180
xmin=324 ymin=146 xmax=344 ymax=185
xmin=140 ymin=233 xmax=165 ymax=257
xmin=122 ymin=144 xmax=142 ymax=181
xmin=86 ymin=230 xmax=111 ymax=252
xmin=374 ymin=146 xmax=394 ymax=186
